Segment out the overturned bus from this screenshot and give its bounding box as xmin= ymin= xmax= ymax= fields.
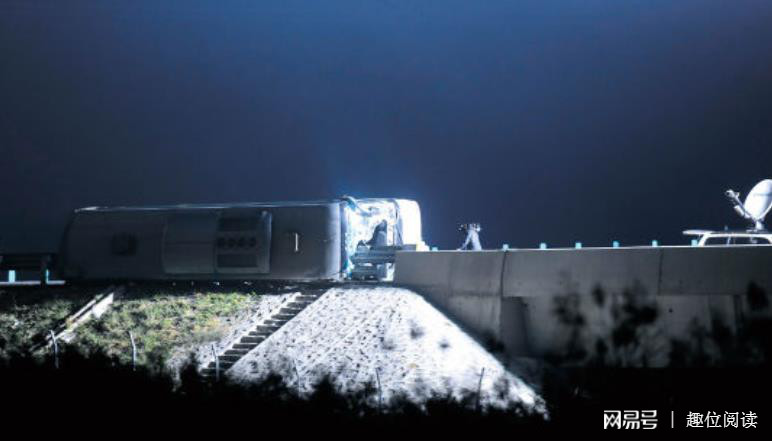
xmin=57 ymin=197 xmax=426 ymax=282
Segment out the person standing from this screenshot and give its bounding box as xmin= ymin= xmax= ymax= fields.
xmin=458 ymin=223 xmax=482 ymax=250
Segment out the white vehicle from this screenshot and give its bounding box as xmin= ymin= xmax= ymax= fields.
xmin=684 ymin=179 xmax=772 ymax=246
xmin=683 ymin=229 xmax=772 ymax=246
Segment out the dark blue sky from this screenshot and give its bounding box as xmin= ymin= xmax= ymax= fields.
xmin=2 ymin=0 xmax=772 ymax=251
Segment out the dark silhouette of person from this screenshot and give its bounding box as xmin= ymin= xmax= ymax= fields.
xmin=458 ymin=223 xmax=482 ymax=250
xmin=366 ymin=220 xmax=389 ymax=248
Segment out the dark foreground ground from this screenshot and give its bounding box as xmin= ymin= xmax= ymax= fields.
xmin=2 ymin=284 xmax=772 ymax=434
xmin=1 ymin=349 xmax=770 ymax=435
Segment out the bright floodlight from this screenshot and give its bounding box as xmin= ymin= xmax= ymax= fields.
xmin=725 ymin=179 xmax=772 ymax=231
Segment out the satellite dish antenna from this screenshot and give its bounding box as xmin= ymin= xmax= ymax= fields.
xmin=725 ymin=179 xmax=772 ymax=231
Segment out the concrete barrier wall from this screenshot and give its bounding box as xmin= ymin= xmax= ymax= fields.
xmin=394 ymin=251 xmax=504 ymax=340
xmin=502 ymin=247 xmax=661 ymax=297
xmin=659 ymin=246 xmax=772 ymax=296
xmin=394 ymin=246 xmax=772 ymax=364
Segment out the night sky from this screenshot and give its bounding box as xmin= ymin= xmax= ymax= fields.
xmin=2 ymin=0 xmax=772 ymax=252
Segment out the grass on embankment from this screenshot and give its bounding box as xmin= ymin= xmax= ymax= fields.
xmin=0 ymin=286 xmax=102 ymax=356
xmin=0 ymin=285 xmax=264 ymax=369
xmin=77 ymin=287 xmax=261 ymax=368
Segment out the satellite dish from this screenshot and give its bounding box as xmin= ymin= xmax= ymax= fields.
xmin=726 ymin=179 xmax=772 ymax=231
xmin=742 ymin=180 xmax=772 ymax=220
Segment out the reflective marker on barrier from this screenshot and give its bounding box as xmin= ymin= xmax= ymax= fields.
xmin=652 ymin=240 xmax=659 ymax=247
xmin=575 ymin=242 xmax=582 ymax=249
xmin=612 ymin=240 xmax=620 ymax=248
xmin=539 ymin=243 xmax=547 ymax=249
xmin=8 ymin=270 xmax=16 ymax=283
xmin=502 ymin=244 xmax=509 ymax=250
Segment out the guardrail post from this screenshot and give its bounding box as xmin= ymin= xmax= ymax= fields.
xmin=50 ymin=330 xmax=59 ymax=369
xmin=129 ymin=331 xmax=137 ymax=371
xmin=475 ymin=367 xmax=485 ymax=411
xmin=375 ymin=367 xmax=383 ymax=412
xmin=211 ymin=344 xmax=219 ymax=381
xmin=292 ymin=359 xmax=301 ymax=389
xmin=39 ymin=255 xmax=50 ymax=286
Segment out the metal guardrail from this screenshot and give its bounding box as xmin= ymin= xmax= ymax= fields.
xmin=30 ymin=285 xmax=123 ymax=353
xmin=0 ymin=252 xmax=58 ymax=285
